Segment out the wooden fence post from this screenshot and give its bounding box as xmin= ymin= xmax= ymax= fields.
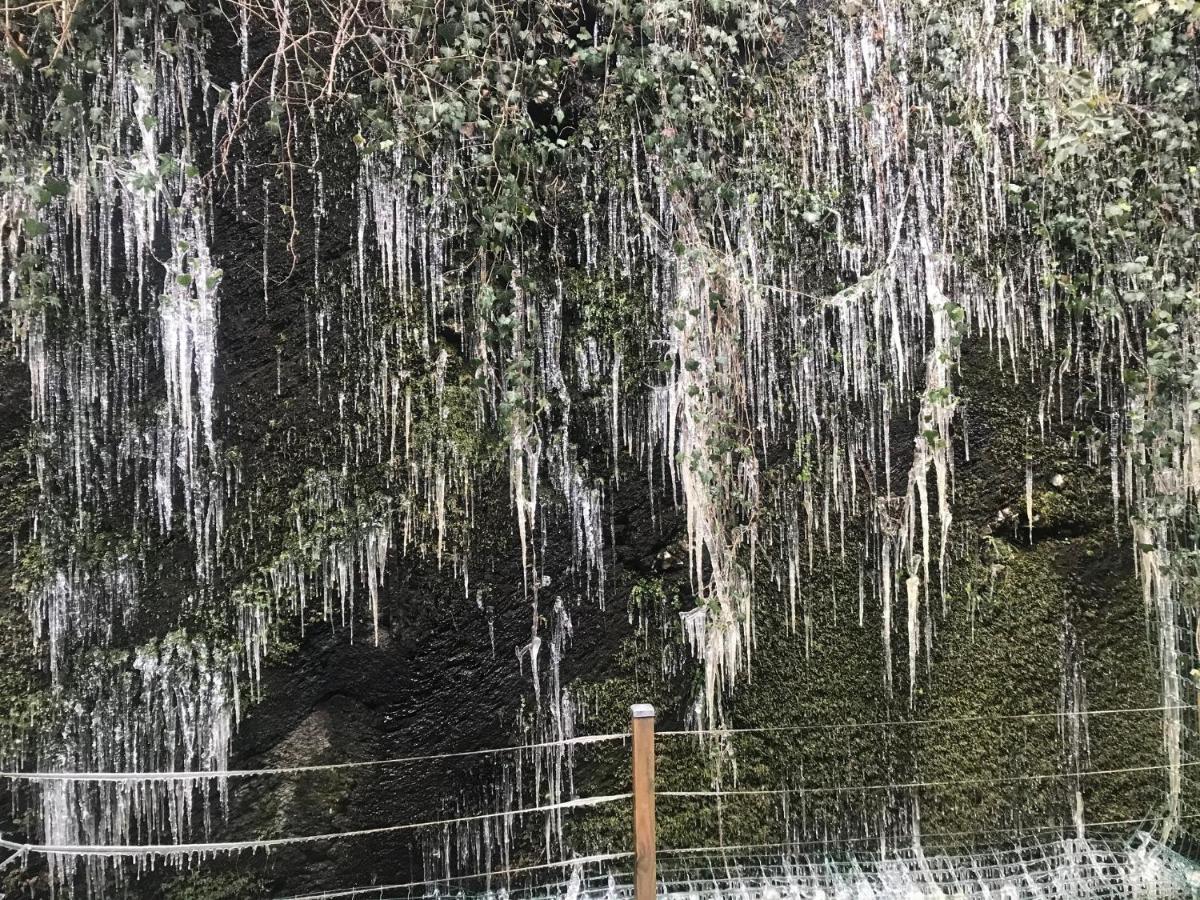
xmin=631 ymin=703 xmax=656 ymax=900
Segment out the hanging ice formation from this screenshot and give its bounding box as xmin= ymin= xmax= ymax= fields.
xmin=37 ymin=637 xmax=238 ymax=895
xmin=0 ymin=13 xmax=240 ymax=887
xmin=0 ymin=0 xmax=1196 ymax=890
xmin=6 ymin=10 xmax=404 ymax=888
xmin=423 ymin=596 xmax=581 ymax=883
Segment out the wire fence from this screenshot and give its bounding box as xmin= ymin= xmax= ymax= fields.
xmin=0 ymin=703 xmax=1185 ymax=784
xmin=0 ymin=737 xmax=1188 ymax=858
xmin=256 ymin=810 xmax=1200 ymax=899
xmin=1 ymin=701 xmax=1197 ymax=897
xmin=267 ymin=832 xmax=1200 ymax=900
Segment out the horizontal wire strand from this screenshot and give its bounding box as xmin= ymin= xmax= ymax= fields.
xmin=650 ymin=818 xmax=1164 ymax=858
xmin=657 ymin=704 xmax=1191 ymax=738
xmin=657 ymin=759 xmax=1200 ymax=799
xmin=1 ymin=703 xmax=1184 ymax=784
xmin=0 ymin=732 xmax=632 ymax=783
xmin=655 ymin=812 xmax=1200 ymax=861
xmin=648 ymin=850 xmax=1112 ymax=881
xmin=0 ymin=794 xmax=631 ymax=857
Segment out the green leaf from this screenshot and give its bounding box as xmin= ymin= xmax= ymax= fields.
xmin=42 ymin=178 xmax=69 ymax=198
xmin=59 ymin=84 xmax=87 ymax=105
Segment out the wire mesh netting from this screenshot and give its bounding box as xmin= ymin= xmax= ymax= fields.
xmin=271 ymin=833 xmax=1200 ymax=899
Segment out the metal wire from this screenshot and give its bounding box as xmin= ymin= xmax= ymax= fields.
xmin=316 ymin=834 xmax=1196 ymax=900
xmin=655 ymin=758 xmax=1200 ymax=800
xmin=0 ymin=732 xmax=632 ymax=783
xmin=0 ymin=845 xmax=29 ymax=872
xmin=272 ymin=853 xmax=633 ymax=900
xmin=649 ymin=816 xmax=1171 ymax=858
xmin=2 ymin=703 xmax=1184 ymax=785
xmin=263 ymin=815 xmax=1200 ymax=899
xmin=0 ymin=794 xmax=631 ymax=857
xmin=657 ymin=703 xmax=1191 ymax=738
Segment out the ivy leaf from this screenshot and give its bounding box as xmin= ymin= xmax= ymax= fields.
xmin=59 ymin=84 xmax=87 ymax=105
xmin=45 ymin=177 xmax=69 ymax=199
xmin=7 ymin=45 xmax=30 ymax=71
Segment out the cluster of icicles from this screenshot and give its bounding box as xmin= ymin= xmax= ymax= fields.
xmin=0 ymin=0 xmax=1195 ymax=892
xmin=417 ymin=596 xmax=581 ymax=885
xmin=0 ymin=22 xmax=232 ymax=894
xmin=0 ymin=12 xmax=484 ymax=891
xmin=0 ymin=16 xmax=402 ymax=893
xmin=346 ymin=0 xmax=1193 ymax=859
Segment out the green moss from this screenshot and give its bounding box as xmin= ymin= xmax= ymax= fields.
xmin=918 ymin=530 xmax=1159 ymax=835
xmin=241 ymin=764 xmax=359 ymax=841
xmin=163 ymin=871 xmax=267 ymax=900
xmin=556 ymin=343 xmax=1162 ymax=855
xmin=0 ymin=606 xmax=46 ymax=745
xmin=562 ymin=260 xmax=692 ymax=397
xmin=0 ymin=440 xmax=49 ymax=754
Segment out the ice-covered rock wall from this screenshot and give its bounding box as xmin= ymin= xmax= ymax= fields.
xmin=0 ymin=0 xmax=1196 ymax=892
